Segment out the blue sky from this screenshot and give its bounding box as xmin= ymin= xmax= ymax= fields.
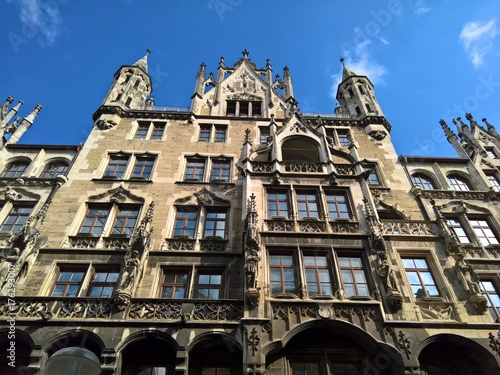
xmin=1 ymin=0 xmax=499 ymax=156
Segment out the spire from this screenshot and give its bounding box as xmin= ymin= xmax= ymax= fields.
xmin=283 ymin=66 xmax=294 ymax=99
xmin=133 ymin=49 xmax=150 ymax=73
xmin=340 ymin=57 xmax=356 ymax=81
xmin=7 ymin=104 xmax=42 ymax=145
xmin=439 ymin=119 xmax=455 ymax=139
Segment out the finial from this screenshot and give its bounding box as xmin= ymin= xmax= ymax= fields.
xmin=283 ymin=66 xmax=290 ymax=77
xmin=243 ymin=128 xmax=252 ymax=145
xmin=6 ymin=96 xmax=14 ymax=104
xmin=340 ymin=56 xmax=345 ymax=65
xmin=146 ymin=48 xmax=151 ymax=56
xmin=218 ymin=56 xmax=224 ymax=68
xmin=266 ymin=59 xmax=272 ymax=70
xmin=242 ymin=49 xmax=249 ymax=58
xmin=483 ymin=118 xmax=495 ymax=129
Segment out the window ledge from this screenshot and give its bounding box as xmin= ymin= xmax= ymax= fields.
xmin=346 ymin=295 xmax=372 ymax=301
xmin=93 ymin=178 xmax=152 ymax=183
xmin=176 ymin=180 xmax=235 ymax=186
xmin=416 ymin=297 xmax=446 ymax=303
xmin=272 ymin=293 xmax=299 ymax=299
xmin=309 ymin=295 xmax=335 ymax=300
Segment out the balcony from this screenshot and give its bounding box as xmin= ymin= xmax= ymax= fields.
xmin=163 ymin=236 xmax=229 ymax=252
xmin=264 ymin=218 xmax=361 ymax=235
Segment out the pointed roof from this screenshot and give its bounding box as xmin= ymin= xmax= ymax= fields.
xmin=133 ymin=49 xmax=150 ymax=73
xmin=340 ymin=57 xmax=356 ymax=81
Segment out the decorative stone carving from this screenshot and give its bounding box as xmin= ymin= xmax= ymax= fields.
xmin=455 ymin=253 xmax=487 ymax=314
xmin=283 ymin=161 xmax=323 ymax=173
xmin=381 ymin=221 xmax=434 ymax=236
xmin=129 ymin=302 xmax=182 ymax=320
xmin=192 ymin=302 xmax=243 ymax=321
xmin=369 ymin=130 xmax=387 ymax=140
xmin=3 ymin=186 xmax=22 ymax=201
xmin=247 ymin=327 xmax=260 ymax=356
xmin=129 ymin=201 xmax=155 ymax=252
xmin=489 ymin=330 xmax=500 ymax=356
xmin=245 ymin=194 xmax=261 ymax=309
xmin=417 ymin=304 xmax=454 ymax=320
xmin=397 ymin=331 xmax=411 ymax=359
xmin=95 ymin=119 xmax=117 ymax=130
xmin=289 ymin=122 xmax=307 ymax=133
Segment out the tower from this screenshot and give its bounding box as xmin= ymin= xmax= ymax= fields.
xmin=101 ymin=50 xmax=152 ymax=110
xmin=336 ymin=58 xmax=383 ymax=118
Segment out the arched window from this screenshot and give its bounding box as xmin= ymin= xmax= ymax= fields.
xmin=448 ymin=175 xmax=471 ymax=191
xmin=42 ymin=162 xmax=69 ymax=178
xmin=122 ymin=337 xmax=176 ymax=375
xmin=411 ymin=174 xmax=436 ymax=190
xmin=282 ymin=137 xmax=320 ymax=162
xmin=1 ymin=160 xmax=30 ymax=178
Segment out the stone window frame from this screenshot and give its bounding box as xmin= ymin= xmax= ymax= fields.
xmin=0 ymin=203 xmax=35 ymax=233
xmin=172 ymin=205 xmax=229 ymax=241
xmin=41 ymin=159 xmax=70 ymax=178
xmin=486 ymin=173 xmax=500 ymax=192
xmin=226 ymin=99 xmax=262 ymax=117
xmin=77 ymin=203 xmax=142 ymax=238
xmin=132 ymin=120 xmax=167 ymax=141
xmin=446 ymin=214 xmax=500 ymax=247
xmin=197 ymin=123 xmax=229 ymax=143
xmin=326 ymin=127 xmax=352 ymax=148
xmin=101 ymin=152 xmax=157 ymax=181
xmin=1 ymin=158 xmax=32 ymax=179
xmin=446 ymin=173 xmax=473 ymax=191
xmin=478 ymin=275 xmax=500 ymax=322
xmin=182 ymin=155 xmax=233 ymax=184
xmin=411 ymin=172 xmax=438 ymax=190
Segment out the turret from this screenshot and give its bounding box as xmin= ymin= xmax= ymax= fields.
xmin=101 ymin=50 xmax=152 ymax=110
xmin=7 ymin=104 xmax=42 ymax=145
xmin=283 ymin=66 xmax=294 ymax=100
xmin=336 ymin=58 xmax=383 ymax=118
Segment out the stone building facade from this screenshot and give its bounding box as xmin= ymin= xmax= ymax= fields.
xmin=1 ymin=50 xmax=500 ymax=374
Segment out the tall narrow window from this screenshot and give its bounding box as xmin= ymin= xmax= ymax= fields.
xmin=88 ymin=269 xmax=119 ymax=297
xmin=363 ymin=167 xmax=380 ymax=185
xmin=174 ymin=208 xmax=198 ymax=238
xmin=303 ymin=255 xmax=332 ymax=296
xmin=203 ymin=210 xmax=227 ymax=238
xmin=0 ymin=205 xmax=34 ymax=232
xmin=267 ymin=191 xmax=289 ymax=218
xmin=480 ymin=280 xmax=500 ymax=321
xmin=269 ymin=254 xmax=295 ymax=294
xmin=214 ymin=126 xmax=227 ymax=142
xmin=80 ymin=207 xmax=110 ymax=235
xmin=296 ymin=192 xmax=319 ymax=219
xmin=338 ymin=256 xmax=369 ymax=297
xmin=51 ymin=269 xmax=86 ymax=297
xmin=151 ymin=123 xmax=165 ymax=140
xmin=105 ymin=156 xmax=129 ymax=178
xmin=337 ymin=130 xmax=351 ymax=146
xmin=325 ymin=192 xmax=350 ymax=219
xmin=252 ymin=101 xmax=262 ymax=116
xmin=226 ymin=101 xmax=237 ymax=115
xmin=402 ymin=258 xmax=439 ymax=298
xmin=199 ymin=125 xmax=211 ymax=142
xmin=112 ymin=207 xmax=139 ymax=236
xmin=447 ymin=219 xmax=470 ymax=244
xmin=134 ymin=123 xmax=149 ymax=139
xmin=259 ymin=127 xmax=270 ymax=144
xmin=210 ymin=160 xmax=231 ymax=182
xmin=196 ymin=272 xmax=222 ymax=299
xmin=239 ymin=101 xmax=249 ymax=115
xmin=160 ymin=270 xmax=189 ymax=299
xmin=448 ymin=176 xmax=471 ymax=191
xmin=185 ymin=159 xmax=206 ymax=181
xmin=487 ymin=174 xmax=500 ymax=192
xmin=470 ymin=219 xmax=499 ymax=246
xmin=132 ymin=157 xmax=154 ymax=179
xmin=42 ymin=162 xmax=69 ymax=178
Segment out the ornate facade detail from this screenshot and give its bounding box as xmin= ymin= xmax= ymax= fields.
xmin=129 ymin=301 xmax=182 ymax=320
xmin=271 ymin=302 xmax=379 ymax=323
xmin=2 ymin=186 xmax=22 ymax=201
xmin=299 ymin=220 xmax=327 ymax=233
xmin=335 ymin=164 xmax=356 ymax=175
xmin=247 ymin=327 xmax=260 ymax=356
xmin=289 ymin=121 xmax=307 ymax=133
xmin=245 ymin=194 xmax=261 ymax=309
xmin=192 ymin=302 xmax=243 ymax=321
xmin=95 ymin=119 xmax=117 ymax=130
xmin=68 ymin=235 xmax=99 ymax=249
xmin=369 ymin=130 xmax=387 ymax=140
xmin=282 ymin=161 xmax=323 ymax=173
xmin=380 ymin=221 xmax=434 ymax=236
xmin=489 ymin=330 xmax=500 ymax=356
xmin=421 ymin=189 xmax=496 ymax=200
xmin=397 ymin=331 xmax=411 ymax=359
xmin=130 ymin=201 xmax=155 ymax=252
xmin=455 ymin=253 xmax=487 ymax=313
xmin=102 ymin=236 xmax=130 ymax=250
xmin=417 ymin=303 xmax=454 ymax=320
xmin=264 ymin=219 xmax=294 ymax=232
xmin=164 ymin=238 xmax=195 ymax=251
xmin=329 ymin=221 xmax=361 ymax=233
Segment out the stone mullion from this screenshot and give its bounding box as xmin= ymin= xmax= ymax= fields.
xmin=289 ymin=186 xmax=300 ymax=232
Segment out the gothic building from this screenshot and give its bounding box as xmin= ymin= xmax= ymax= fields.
xmin=1 ymin=50 xmax=500 ymax=374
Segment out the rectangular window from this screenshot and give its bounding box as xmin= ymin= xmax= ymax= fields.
xmin=290 ymin=361 xmax=321 ymax=375
xmin=1 ymin=205 xmax=33 ymax=232
xmin=160 ymin=270 xmax=189 ymax=299
xmin=487 ymin=175 xmax=500 ymax=192
xmin=267 ymin=191 xmax=289 ymax=218
xmin=337 ymin=130 xmax=351 ymax=146
xmin=470 ymin=219 xmax=499 ymax=246
xmin=210 ymin=160 xmax=231 ymax=182
xmin=296 ymin=192 xmax=320 ymax=219
xmin=486 ymin=148 xmax=497 ymax=159
xmin=52 ymin=269 xmax=86 ymax=297
xmin=363 ymin=167 xmax=380 ymax=185
xmin=88 ymin=269 xmax=119 ymax=297
xmin=174 ymin=208 xmax=198 ymax=238
xmin=259 ymin=127 xmax=270 ymax=145
xmin=196 ymin=272 xmax=222 ymax=299
xmin=199 ymin=125 xmax=211 ymax=142
xmin=338 ymin=256 xmax=369 ymax=297
xmin=80 ymin=206 xmax=110 ymax=235
xmin=239 ymin=101 xmax=249 ymax=116
xmin=203 ymin=210 xmax=227 ymax=238
xmin=325 ymin=192 xmax=350 ymax=219
xmin=132 ymin=157 xmax=155 ymax=179
xmin=112 ymin=207 xmax=140 ymax=236
xmin=303 ymin=255 xmax=333 ymax=296
xmin=269 ymin=254 xmax=295 ymax=294
xmin=214 ymin=126 xmax=227 ymax=142
xmin=134 ymin=123 xmax=149 ymax=139
xmin=226 ymin=101 xmax=236 ymax=115
xmin=150 ymin=123 xmax=165 ymax=140
xmin=105 ymin=156 xmax=129 ymax=178
xmin=185 ymin=159 xmax=206 ymax=181
xmin=251 ymin=101 xmax=262 ymax=116
xmin=447 ymin=219 xmax=470 ymax=244
xmin=481 ymin=280 xmax=500 ymax=321
xmin=402 ymin=258 xmax=439 ymax=298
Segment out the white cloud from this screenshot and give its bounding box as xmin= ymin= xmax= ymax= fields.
xmin=378 ymin=37 xmax=390 ymax=45
xmin=330 ymin=34 xmax=388 ymax=99
xmin=414 ymin=0 xmax=431 ymax=16
xmin=460 ymin=19 xmax=499 ymax=67
xmin=11 ymin=0 xmax=63 ymax=46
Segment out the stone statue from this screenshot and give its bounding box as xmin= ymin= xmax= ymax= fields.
xmin=377 ymin=250 xmax=398 ymax=292
xmin=456 ymin=255 xmax=481 ymax=294
xmin=0 ymin=247 xmax=21 ymax=288
xmin=245 ymin=248 xmax=260 ymax=289
xmin=120 ymin=251 xmax=140 ymax=289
